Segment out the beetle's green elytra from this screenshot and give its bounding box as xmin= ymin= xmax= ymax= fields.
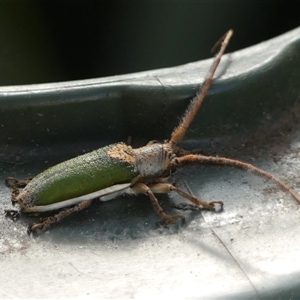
xmin=5 ymin=29 xmax=300 ymax=233
xmin=17 ymin=143 xmax=139 ymax=209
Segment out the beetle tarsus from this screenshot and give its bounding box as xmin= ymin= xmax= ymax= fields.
xmin=4 ymin=209 xmax=20 ymax=220
xmin=160 ymin=212 xmax=185 ymax=227
xmin=172 ymin=200 xmax=223 ymax=212
xmin=5 ymin=176 xmax=33 ymax=188
xmin=209 ymin=200 xmax=224 ymax=209
xmin=27 ymin=222 xmax=46 ymax=235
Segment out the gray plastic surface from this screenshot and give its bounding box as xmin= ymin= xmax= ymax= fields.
xmin=1 ymin=27 xmax=300 ymax=298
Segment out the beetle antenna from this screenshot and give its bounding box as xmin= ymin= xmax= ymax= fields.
xmin=173 ymin=154 xmax=300 ymax=205
xmin=170 ymin=29 xmax=233 ymax=146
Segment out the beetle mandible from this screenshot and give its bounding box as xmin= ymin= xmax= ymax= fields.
xmin=5 ymin=30 xmax=300 ymax=233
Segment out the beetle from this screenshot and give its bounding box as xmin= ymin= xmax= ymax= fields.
xmin=5 ymin=30 xmax=300 ymax=233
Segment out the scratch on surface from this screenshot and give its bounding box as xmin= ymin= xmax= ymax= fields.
xmin=181 ymin=175 xmax=260 ymax=298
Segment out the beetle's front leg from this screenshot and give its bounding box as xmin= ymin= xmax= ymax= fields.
xmin=28 ymin=199 xmax=93 ymax=234
xmin=132 ymin=182 xmax=185 ymax=226
xmin=148 ymin=183 xmax=223 ymax=211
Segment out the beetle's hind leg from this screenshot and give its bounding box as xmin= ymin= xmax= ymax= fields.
xmin=4 ymin=177 xmax=33 ymax=220
xmin=28 ymin=199 xmax=93 ymax=234
xmin=5 ymin=176 xmax=33 ymax=204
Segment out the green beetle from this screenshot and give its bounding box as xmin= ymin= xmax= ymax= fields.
xmin=5 ymin=30 xmax=300 ymax=233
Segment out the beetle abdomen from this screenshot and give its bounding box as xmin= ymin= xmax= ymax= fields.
xmin=17 ymin=143 xmax=138 ymax=207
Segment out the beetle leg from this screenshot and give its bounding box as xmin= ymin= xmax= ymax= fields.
xmin=148 ymin=183 xmax=223 ymax=210
xmin=28 ymin=199 xmax=93 ymax=234
xmin=4 ymin=209 xmax=20 ymax=220
xmin=4 ymin=177 xmax=33 ymax=204
xmin=5 ymin=176 xmax=33 ymax=188
xmin=132 ymin=182 xmax=185 ymax=226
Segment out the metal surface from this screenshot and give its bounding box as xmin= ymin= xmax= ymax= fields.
xmin=1 ymin=27 xmax=300 ymax=298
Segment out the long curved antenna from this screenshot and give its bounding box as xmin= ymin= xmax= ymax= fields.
xmin=174 ymin=154 xmax=300 ymax=205
xmin=170 ymin=29 xmax=233 ymax=145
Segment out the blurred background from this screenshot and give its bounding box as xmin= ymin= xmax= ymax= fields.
xmin=0 ymin=1 xmax=299 ymax=86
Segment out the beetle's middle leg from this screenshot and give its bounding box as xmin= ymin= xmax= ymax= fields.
xmin=132 ymin=182 xmax=185 ymax=226
xmin=28 ymin=199 xmax=93 ymax=234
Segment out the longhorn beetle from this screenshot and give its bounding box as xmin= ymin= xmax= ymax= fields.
xmin=5 ymin=30 xmax=300 ymax=233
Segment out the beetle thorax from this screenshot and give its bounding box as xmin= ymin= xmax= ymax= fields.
xmin=133 ymin=143 xmax=173 ymax=177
